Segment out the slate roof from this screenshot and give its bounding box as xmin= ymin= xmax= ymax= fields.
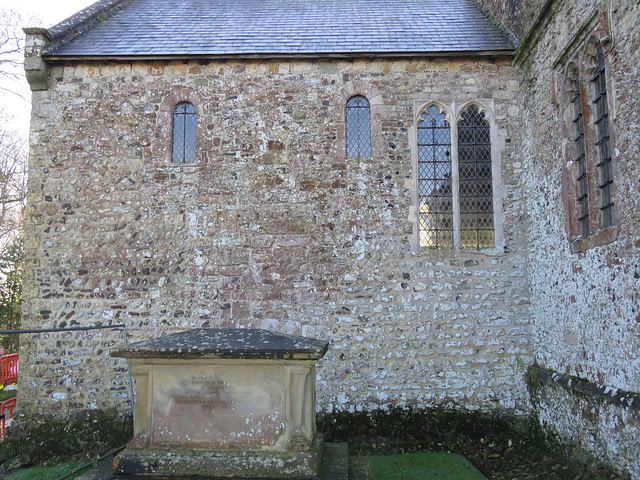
xmin=43 ymin=0 xmax=514 ymax=58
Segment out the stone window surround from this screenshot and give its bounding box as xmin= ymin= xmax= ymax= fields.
xmin=408 ymin=99 xmax=506 ymax=254
xmin=153 ymin=88 xmax=206 ymax=165
xmin=559 ymin=27 xmax=618 ymax=254
xmin=333 ymin=82 xmax=385 ymax=164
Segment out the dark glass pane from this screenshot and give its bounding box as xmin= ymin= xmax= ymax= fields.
xmin=417 ymin=105 xmax=452 ymax=247
xmin=570 ymin=69 xmax=590 ymax=237
xmin=458 ymin=105 xmax=494 ymax=248
xmin=591 ymin=45 xmax=614 ymax=228
xmin=172 ymin=102 xmax=197 ymax=164
xmin=346 ymin=96 xmax=372 ymax=158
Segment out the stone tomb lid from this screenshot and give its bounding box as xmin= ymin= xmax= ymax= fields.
xmin=111 ymin=328 xmax=329 ymax=360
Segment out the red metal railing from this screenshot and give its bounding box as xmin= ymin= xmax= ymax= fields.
xmin=0 ymin=397 xmax=16 ymax=438
xmin=0 ymin=354 xmax=18 ymax=386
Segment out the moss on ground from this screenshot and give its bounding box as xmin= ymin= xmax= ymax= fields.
xmin=5 ymin=461 xmax=85 ymax=480
xmin=369 ymin=452 xmax=487 ymax=480
xmin=0 ymin=405 xmax=629 ymax=479
xmin=0 ymin=409 xmax=132 ymax=477
xmin=318 ymin=406 xmax=629 ymax=480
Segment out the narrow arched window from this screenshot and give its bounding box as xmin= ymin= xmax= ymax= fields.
xmin=172 ymin=102 xmax=197 ymax=164
xmin=570 ymin=68 xmax=590 ymax=237
xmin=560 ymin=38 xmax=617 ymax=252
xmin=346 ymin=95 xmax=371 ymax=158
xmin=591 ymin=44 xmax=613 ymax=228
xmin=418 ymin=105 xmax=452 ymax=247
xmin=458 ymin=105 xmax=494 ymax=248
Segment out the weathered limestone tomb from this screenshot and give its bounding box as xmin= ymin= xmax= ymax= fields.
xmin=111 ymin=328 xmax=327 ymax=478
xmin=19 ymin=0 xmax=640 ymax=477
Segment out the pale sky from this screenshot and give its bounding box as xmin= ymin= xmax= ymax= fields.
xmin=1 ymin=0 xmax=98 ymax=134
xmin=5 ymin=0 xmax=98 ymax=29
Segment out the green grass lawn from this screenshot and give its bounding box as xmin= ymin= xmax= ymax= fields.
xmin=0 ymin=386 xmax=17 ymax=403
xmin=5 ymin=462 xmax=85 ymax=480
xmin=369 ymin=452 xmax=488 ymax=480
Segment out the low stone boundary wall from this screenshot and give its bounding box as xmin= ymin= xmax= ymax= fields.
xmin=527 ymin=365 xmax=639 ymax=479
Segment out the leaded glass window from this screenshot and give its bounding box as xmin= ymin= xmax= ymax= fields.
xmin=346 ymin=96 xmax=371 ymax=158
xmin=418 ymin=105 xmax=452 ymax=247
xmin=417 ymin=103 xmax=497 ymax=249
xmin=172 ymin=102 xmax=197 ymax=164
xmin=592 ymin=45 xmax=614 ymax=228
xmin=561 ymin=38 xmax=618 ymax=251
xmin=571 ymin=69 xmax=590 ymax=237
xmin=458 ymin=105 xmax=494 ymax=248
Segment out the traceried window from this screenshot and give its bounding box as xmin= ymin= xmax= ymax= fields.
xmin=417 ymin=103 xmax=496 ymax=249
xmin=172 ymin=102 xmax=197 ymax=164
xmin=591 ymin=45 xmax=614 ymax=228
xmin=418 ymin=105 xmax=453 ymax=247
xmin=458 ymin=105 xmax=494 ymax=248
xmin=346 ymin=95 xmax=371 ymax=158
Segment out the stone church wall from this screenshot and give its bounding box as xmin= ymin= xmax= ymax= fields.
xmin=21 ymin=56 xmax=531 ymax=416
xmin=472 ymin=0 xmax=548 ymax=43
xmin=493 ymin=0 xmax=640 ymax=476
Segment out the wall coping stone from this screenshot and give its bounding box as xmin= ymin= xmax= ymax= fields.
xmin=33 ymin=0 xmax=136 ymax=55
xmin=528 ymin=365 xmax=640 ymax=411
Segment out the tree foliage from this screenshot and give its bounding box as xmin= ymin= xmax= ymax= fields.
xmin=0 ymin=236 xmax=22 ymax=353
xmin=0 ymin=6 xmax=28 ymax=352
xmin=0 ymin=121 xmax=26 ymax=355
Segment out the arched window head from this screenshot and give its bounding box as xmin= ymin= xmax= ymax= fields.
xmin=458 ymin=105 xmax=494 ymax=248
xmin=172 ymin=102 xmax=197 ymax=164
xmin=346 ymin=95 xmax=371 ymax=158
xmin=417 ymin=105 xmax=452 ymax=247
xmin=414 ymin=101 xmax=501 ymax=250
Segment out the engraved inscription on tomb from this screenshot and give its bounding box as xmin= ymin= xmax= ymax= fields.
xmin=151 ymin=367 xmax=285 ymax=447
xmin=174 ymin=376 xmax=231 ymax=409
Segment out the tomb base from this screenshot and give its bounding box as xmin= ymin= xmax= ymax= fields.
xmin=114 ymin=433 xmax=324 ymax=479
xmin=110 ymin=329 xmax=330 ymax=479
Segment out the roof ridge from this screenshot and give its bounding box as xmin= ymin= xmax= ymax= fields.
xmin=40 ymin=0 xmax=137 ymax=54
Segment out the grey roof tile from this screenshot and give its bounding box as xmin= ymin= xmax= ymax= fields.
xmin=45 ymin=0 xmax=514 ymax=57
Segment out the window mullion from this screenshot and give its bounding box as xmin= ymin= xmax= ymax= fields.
xmin=451 ymin=121 xmax=461 ymax=249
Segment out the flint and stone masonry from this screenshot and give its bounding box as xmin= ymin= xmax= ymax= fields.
xmin=476 ymin=0 xmax=640 ymax=476
xmin=20 ymin=53 xmax=530 ymax=415
xmin=18 ymin=0 xmax=640 ymax=478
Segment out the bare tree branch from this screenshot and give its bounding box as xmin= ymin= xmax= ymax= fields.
xmin=0 ymin=8 xmax=28 ymax=255
xmin=0 ymin=6 xmax=28 ymax=105
xmin=0 ymin=126 xmax=26 ymax=246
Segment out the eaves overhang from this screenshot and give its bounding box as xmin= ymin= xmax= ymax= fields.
xmin=23 ymin=0 xmax=516 ymax=90
xmin=41 ymin=50 xmax=516 ymax=62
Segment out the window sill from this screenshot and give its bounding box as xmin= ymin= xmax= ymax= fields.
xmin=416 ymin=244 xmax=503 ymax=257
xmin=570 ymin=225 xmax=618 ymax=253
